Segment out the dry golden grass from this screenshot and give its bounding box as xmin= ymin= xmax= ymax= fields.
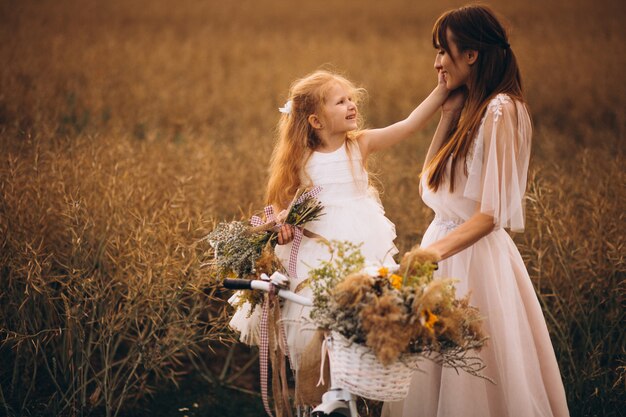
xmin=0 ymin=134 xmax=233 ymax=416
xmin=519 ymin=149 xmax=625 ymax=416
xmin=0 ymin=0 xmax=624 ymax=415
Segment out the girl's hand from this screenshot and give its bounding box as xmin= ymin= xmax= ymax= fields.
xmin=277 ymin=224 xmax=294 ymax=245
xmin=437 ymin=69 xmax=447 ymax=88
xmin=276 ymin=209 xmax=289 ymax=223
xmin=442 ymin=86 xmax=467 ymax=115
xmin=435 ymin=70 xmax=450 ymax=97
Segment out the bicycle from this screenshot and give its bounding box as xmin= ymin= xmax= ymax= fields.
xmin=224 ymin=272 xmax=361 ymax=417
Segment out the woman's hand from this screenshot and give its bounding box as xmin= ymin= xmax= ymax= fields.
xmin=399 ymin=245 xmax=441 ymax=275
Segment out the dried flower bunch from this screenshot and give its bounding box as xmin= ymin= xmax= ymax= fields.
xmin=207 ymin=188 xmax=324 ymax=278
xmin=206 ymin=188 xmax=324 ymax=307
xmin=309 ymin=241 xmax=488 ymax=375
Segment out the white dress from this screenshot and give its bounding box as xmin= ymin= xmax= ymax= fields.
xmin=382 ymin=95 xmax=570 ymax=417
xmin=230 ymin=141 xmax=398 ymax=371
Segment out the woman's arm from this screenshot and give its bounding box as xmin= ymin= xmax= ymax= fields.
xmin=358 ymin=84 xmax=449 ymax=158
xmin=424 ymin=212 xmax=495 ymax=260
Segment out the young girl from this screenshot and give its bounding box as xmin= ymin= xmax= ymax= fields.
xmin=230 ymin=69 xmax=449 ymax=375
xmin=383 ymin=6 xmax=570 ymax=417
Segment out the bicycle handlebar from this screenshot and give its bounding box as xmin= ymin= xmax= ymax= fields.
xmin=223 ymin=277 xmax=313 ymax=306
xmin=223 ymin=278 xmax=253 ymax=290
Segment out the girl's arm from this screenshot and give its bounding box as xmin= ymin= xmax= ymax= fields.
xmin=424 ymin=212 xmax=495 ymax=260
xmin=358 ymin=84 xmax=448 ymax=158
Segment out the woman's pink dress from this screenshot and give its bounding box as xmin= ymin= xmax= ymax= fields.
xmin=383 ymin=95 xmax=570 ymax=417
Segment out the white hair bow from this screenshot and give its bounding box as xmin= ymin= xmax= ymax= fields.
xmin=278 ymin=100 xmax=293 ymax=115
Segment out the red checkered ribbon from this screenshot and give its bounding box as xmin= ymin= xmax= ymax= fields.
xmin=249 ymin=186 xmax=322 ymax=281
xmin=253 ymin=187 xmax=322 ymax=416
xmin=286 ymin=186 xmax=321 ymax=280
xmin=259 ymin=284 xmax=275 ymax=417
xmin=251 ymin=205 xmax=276 ymax=228
xmin=256 ymin=274 xmax=297 ymax=417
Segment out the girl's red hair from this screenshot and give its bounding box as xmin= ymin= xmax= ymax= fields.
xmin=266 ymin=70 xmax=364 ymax=208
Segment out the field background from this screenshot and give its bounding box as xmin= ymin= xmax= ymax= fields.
xmin=0 ymin=0 xmax=624 ymax=416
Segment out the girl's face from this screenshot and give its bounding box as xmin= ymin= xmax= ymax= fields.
xmin=434 ymin=29 xmax=474 ymax=90
xmin=319 ymin=82 xmax=358 ymax=134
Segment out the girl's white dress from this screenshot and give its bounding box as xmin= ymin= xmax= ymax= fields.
xmin=229 ymin=141 xmax=398 ymax=371
xmin=383 ymin=95 xmax=569 ymax=417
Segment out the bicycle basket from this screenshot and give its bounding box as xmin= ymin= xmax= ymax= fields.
xmin=326 ymin=331 xmax=421 ymax=402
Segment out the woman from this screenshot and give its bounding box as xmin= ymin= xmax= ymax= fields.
xmin=383 ymin=5 xmax=570 ymax=417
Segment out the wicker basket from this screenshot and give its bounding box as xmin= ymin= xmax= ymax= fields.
xmin=325 ymin=331 xmax=421 ymax=402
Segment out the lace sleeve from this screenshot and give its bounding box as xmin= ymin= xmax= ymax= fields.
xmin=464 ymin=94 xmax=532 ymax=232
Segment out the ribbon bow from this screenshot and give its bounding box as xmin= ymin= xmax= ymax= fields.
xmin=278 ymin=99 xmax=293 ymax=115
xmin=250 ymin=205 xmax=277 ymax=229
xmin=249 ymin=186 xmax=323 ymax=280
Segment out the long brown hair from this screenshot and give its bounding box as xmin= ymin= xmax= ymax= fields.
xmin=266 ymin=70 xmax=365 ymax=208
xmin=425 ymin=5 xmax=524 ymax=191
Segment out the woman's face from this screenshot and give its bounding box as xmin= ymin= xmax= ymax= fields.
xmin=434 ymin=29 xmax=473 ymax=90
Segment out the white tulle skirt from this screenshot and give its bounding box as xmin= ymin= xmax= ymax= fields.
xmin=229 ymin=193 xmax=398 ymax=371
xmin=227 ymin=292 xmax=264 ymax=345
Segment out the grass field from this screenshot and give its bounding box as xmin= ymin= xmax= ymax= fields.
xmin=0 ymin=0 xmax=624 ymax=416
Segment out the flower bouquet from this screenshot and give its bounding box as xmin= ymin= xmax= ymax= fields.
xmin=307 ymin=241 xmax=488 ymax=401
xmin=206 ymin=187 xmax=324 ymax=309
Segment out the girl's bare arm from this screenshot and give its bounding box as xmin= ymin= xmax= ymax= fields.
xmin=358 ymin=85 xmax=449 ymax=158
